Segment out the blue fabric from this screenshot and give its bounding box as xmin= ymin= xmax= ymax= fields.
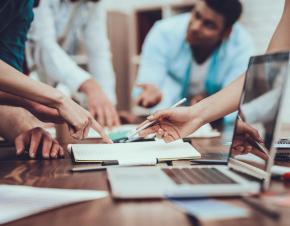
xmin=0 ymin=0 xmax=34 ymax=72
xmin=134 ymin=13 xmax=255 ymax=112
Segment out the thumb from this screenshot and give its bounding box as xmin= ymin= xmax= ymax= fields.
xmin=147 ymin=109 xmax=172 ymax=121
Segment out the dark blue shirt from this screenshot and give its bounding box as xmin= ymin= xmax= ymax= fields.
xmin=0 ymin=0 xmax=34 ymax=72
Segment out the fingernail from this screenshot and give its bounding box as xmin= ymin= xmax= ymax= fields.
xmin=147 ymin=115 xmax=153 ymax=120
xmin=16 ymin=148 xmax=23 ymax=155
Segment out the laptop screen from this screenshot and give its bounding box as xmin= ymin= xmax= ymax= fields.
xmin=228 ymin=52 xmax=289 ymax=181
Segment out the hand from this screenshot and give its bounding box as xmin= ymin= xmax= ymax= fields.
xmin=55 ymin=96 xmax=112 ymax=143
xmin=136 ymin=83 xmax=162 ymax=108
xmin=80 ymin=79 xmax=120 ymax=130
xmin=231 ymin=119 xmax=268 ymax=160
xmin=235 ymin=119 xmax=263 ymax=142
xmin=139 ymin=107 xmax=203 ymax=142
xmin=14 ymin=127 xmax=64 ymax=159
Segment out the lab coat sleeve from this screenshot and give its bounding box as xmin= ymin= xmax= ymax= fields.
xmin=84 ymin=3 xmax=117 ymax=104
xmin=28 ymin=0 xmax=91 ymax=93
xmin=132 ymin=21 xmax=171 ymax=99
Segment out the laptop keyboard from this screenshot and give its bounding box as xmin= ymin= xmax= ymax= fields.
xmin=162 ymin=167 xmax=237 ymax=185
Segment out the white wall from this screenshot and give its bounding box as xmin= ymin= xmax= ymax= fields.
xmin=240 ymin=0 xmax=284 ymax=54
xmin=104 ymin=0 xmax=285 ymax=53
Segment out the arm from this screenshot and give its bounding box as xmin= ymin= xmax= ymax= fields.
xmin=28 ymin=0 xmax=91 ymax=93
xmin=0 ymin=60 xmax=111 ymax=142
xmin=81 ymin=2 xmax=120 ymax=128
xmin=0 ymin=90 xmax=62 ymax=123
xmin=140 ymin=0 xmax=290 ymax=141
xmin=84 ymin=2 xmax=117 ymax=104
xmin=0 ymin=1 xmax=110 ymax=141
xmin=133 ymin=21 xmax=171 ymax=108
xmin=267 ymin=0 xmax=290 ymax=52
xmin=192 ymin=0 xmax=290 ymax=125
xmin=0 ymin=60 xmax=65 ymax=107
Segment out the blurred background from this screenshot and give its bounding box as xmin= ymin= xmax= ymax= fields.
xmin=99 ymin=0 xmax=284 ymax=111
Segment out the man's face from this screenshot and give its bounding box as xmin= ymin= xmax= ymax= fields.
xmin=187 ymin=0 xmax=228 ymax=48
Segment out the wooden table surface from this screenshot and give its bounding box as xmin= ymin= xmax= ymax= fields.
xmin=1 ymin=125 xmax=290 ymax=226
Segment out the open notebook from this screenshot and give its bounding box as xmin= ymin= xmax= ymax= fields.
xmin=70 ymin=140 xmax=200 ymax=164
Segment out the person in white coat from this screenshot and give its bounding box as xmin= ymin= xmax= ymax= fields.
xmin=134 ymin=0 xmax=254 ymax=112
xmin=139 ymin=0 xmax=290 ymax=144
xmin=27 ymin=0 xmax=120 ymax=129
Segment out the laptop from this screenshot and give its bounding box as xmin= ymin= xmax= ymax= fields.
xmin=107 ymin=52 xmax=290 ymax=199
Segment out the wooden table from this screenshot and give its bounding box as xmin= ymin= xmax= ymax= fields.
xmin=1 ymin=125 xmax=290 ymax=226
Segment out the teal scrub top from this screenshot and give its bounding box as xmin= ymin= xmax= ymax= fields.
xmin=0 ymin=0 xmax=34 ymax=72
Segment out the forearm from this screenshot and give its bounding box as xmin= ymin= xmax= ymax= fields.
xmin=0 ymin=90 xmax=34 ymax=108
xmin=0 ymin=60 xmax=64 ymax=108
xmin=188 ymin=0 xmax=290 ymax=125
xmin=0 ymin=106 xmax=38 ymax=142
xmin=267 ymin=0 xmax=290 ymax=52
xmin=190 ymin=75 xmax=245 ymax=124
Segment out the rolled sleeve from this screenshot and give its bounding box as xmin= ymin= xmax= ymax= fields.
xmin=28 ymin=0 xmax=91 ymax=93
xmin=84 ymin=3 xmax=117 ymax=104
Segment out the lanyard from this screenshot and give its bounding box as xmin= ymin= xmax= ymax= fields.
xmin=180 ymin=48 xmax=220 ymax=100
xmin=205 ymin=48 xmax=220 ymax=95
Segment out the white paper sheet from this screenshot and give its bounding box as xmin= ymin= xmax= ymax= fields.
xmin=0 ymin=185 xmax=108 ymax=224
xmin=71 ymin=140 xmax=200 ymax=163
xmin=186 ymin=124 xmax=221 ymax=138
xmin=170 ymin=198 xmax=250 ymax=221
xmin=87 ymin=124 xmax=138 ymax=139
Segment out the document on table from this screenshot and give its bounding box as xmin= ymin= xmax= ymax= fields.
xmin=169 ymin=198 xmax=250 ymax=221
xmin=0 ymin=185 xmax=108 ymax=224
xmin=186 ymin=124 xmax=221 ymax=138
xmin=70 ymin=140 xmax=200 ymax=164
xmin=87 ymin=124 xmax=138 ymax=139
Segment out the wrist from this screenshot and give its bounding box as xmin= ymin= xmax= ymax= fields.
xmin=189 ymin=102 xmax=206 ymax=127
xmin=49 ymin=90 xmax=66 ymax=110
xmin=79 ymin=79 xmax=102 ymax=96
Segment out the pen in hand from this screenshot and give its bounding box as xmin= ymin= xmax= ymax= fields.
xmin=125 ymin=98 xmax=187 ymax=142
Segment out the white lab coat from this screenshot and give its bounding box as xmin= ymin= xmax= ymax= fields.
xmin=26 ymin=0 xmax=116 ymax=104
xmin=133 ymin=13 xmax=255 ymax=111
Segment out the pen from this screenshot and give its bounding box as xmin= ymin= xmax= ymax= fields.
xmin=71 ymin=161 xmax=126 ymax=172
xmin=71 ymin=161 xmax=157 ymax=172
xmin=124 ymin=98 xmax=187 ymax=142
xmin=190 ymin=159 xmax=228 ymax=165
